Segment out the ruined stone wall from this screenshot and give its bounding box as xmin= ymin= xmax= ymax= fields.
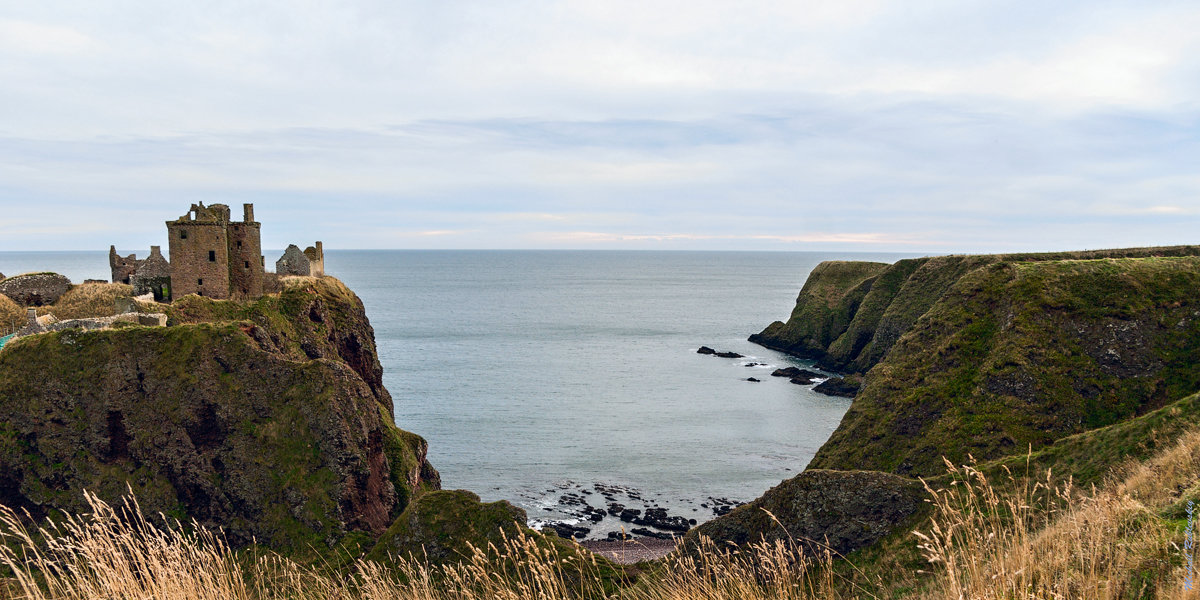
xmin=131 ymin=246 xmax=172 ymax=301
xmin=276 ymin=245 xmax=310 ymax=276
xmin=168 ymin=221 xmax=230 ymax=299
xmin=303 ymin=242 xmax=325 ymax=277
xmin=226 ymin=205 xmax=264 ymax=298
xmin=109 ymin=246 xmax=143 ymax=284
xmin=0 ymin=273 xmax=73 ymax=306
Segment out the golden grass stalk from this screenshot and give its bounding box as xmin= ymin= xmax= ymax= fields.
xmin=915 ymin=431 xmax=1200 ymax=599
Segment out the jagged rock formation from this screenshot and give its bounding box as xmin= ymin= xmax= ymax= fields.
xmin=0 ymin=277 xmax=439 ymax=559
xmin=0 ymin=272 xmax=73 ymax=306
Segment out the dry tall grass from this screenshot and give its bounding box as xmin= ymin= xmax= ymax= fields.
xmin=0 ymin=294 xmax=22 ymax=335
xmin=0 ymin=492 xmax=848 ymax=600
xmin=3 ymin=434 xmax=1198 ymax=599
xmin=915 ymin=431 xmax=1200 ymax=599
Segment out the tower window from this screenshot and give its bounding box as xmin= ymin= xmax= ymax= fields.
xmin=237 ymin=240 xmax=242 ymax=248
xmin=208 ymin=250 xmax=216 ymax=262
xmin=245 ymin=261 xmax=250 ymax=269
xmin=198 ymin=278 xmax=203 ymax=286
xmin=180 ymin=230 xmax=188 ymax=239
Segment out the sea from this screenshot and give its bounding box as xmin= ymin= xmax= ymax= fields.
xmin=0 ymin=250 xmax=912 ymax=538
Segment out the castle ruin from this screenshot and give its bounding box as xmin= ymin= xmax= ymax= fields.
xmin=109 ymin=203 xmax=325 ymax=301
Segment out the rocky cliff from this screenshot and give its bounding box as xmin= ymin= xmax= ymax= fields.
xmin=698 ymin=248 xmax=1200 ymax=562
xmin=751 ymin=245 xmax=1200 ymax=374
xmin=0 ymin=277 xmax=439 ymax=560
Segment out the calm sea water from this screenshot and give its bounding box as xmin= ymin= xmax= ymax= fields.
xmin=0 ymin=250 xmax=910 ymax=536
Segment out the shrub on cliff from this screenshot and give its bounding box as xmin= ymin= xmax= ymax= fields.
xmin=0 ymin=293 xmax=21 ymax=332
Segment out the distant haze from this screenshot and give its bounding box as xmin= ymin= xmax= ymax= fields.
xmin=1 ymin=1 xmax=1198 ymax=252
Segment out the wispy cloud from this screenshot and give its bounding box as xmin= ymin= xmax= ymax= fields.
xmin=0 ymin=1 xmax=1198 ymax=251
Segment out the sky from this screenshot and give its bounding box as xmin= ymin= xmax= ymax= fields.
xmin=1 ymin=1 xmax=1198 ymax=252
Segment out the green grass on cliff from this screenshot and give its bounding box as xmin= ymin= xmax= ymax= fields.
xmin=752 ymin=261 xmax=889 ymax=358
xmin=754 ymin=245 xmax=1200 ymax=373
xmin=0 ymin=277 xmax=435 ymax=568
xmin=809 ymin=255 xmax=1200 ymax=477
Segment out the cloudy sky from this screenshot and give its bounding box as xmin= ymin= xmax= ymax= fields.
xmin=2 ymin=1 xmax=1198 ymax=252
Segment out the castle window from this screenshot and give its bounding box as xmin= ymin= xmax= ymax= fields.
xmin=237 ymin=240 xmax=242 ymax=248
xmin=198 ymin=278 xmax=203 ymax=286
xmin=180 ymin=230 xmax=188 ymax=240
xmin=208 ymin=250 xmax=216 ymax=262
xmin=245 ymin=261 xmax=250 ymax=269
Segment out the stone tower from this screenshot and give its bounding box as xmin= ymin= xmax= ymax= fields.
xmin=166 ymin=203 xmax=264 ymax=299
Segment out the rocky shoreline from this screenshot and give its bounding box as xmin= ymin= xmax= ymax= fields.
xmin=524 ymin=480 xmax=744 ymax=543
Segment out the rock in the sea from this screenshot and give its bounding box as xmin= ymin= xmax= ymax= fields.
xmin=771 ymin=366 xmax=822 ymax=379
xmin=790 ymin=375 xmax=815 ymax=385
xmin=684 ymin=470 xmax=925 ymax=557
xmin=746 ymin=377 xmax=761 ymax=382
xmin=696 ymin=346 xmax=716 ymax=355
xmin=619 ymin=508 xmax=642 ymax=523
xmin=635 ymin=508 xmax=691 ymax=533
xmin=0 ymin=272 xmax=72 ymax=306
xmin=545 ymin=520 xmax=592 ymax=539
xmin=715 ymin=351 xmax=744 ymax=358
xmin=813 ymin=376 xmax=859 ymax=397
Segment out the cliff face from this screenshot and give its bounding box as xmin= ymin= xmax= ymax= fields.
xmin=809 ymin=256 xmax=1200 ymax=476
xmin=752 ymin=245 xmax=1200 ymax=374
xmin=0 ymin=277 xmax=439 ymax=558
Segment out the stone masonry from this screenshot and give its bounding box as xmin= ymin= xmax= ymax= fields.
xmin=131 ymin=246 xmax=172 ymax=301
xmin=0 ymin=273 xmax=73 ymax=306
xmin=167 ymin=202 xmax=264 ymax=299
xmin=276 ymin=242 xmax=325 ymax=277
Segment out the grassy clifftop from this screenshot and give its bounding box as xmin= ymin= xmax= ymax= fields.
xmin=0 ymin=277 xmax=439 ymax=563
xmin=808 ymin=255 xmax=1200 ymax=476
xmin=752 ymin=245 xmax=1200 ymax=373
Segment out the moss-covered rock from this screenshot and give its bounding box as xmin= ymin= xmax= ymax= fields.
xmin=683 ymin=469 xmax=926 ymax=558
xmin=749 ymin=261 xmax=889 ymax=361
xmin=0 ymin=277 xmax=438 ymax=563
xmin=366 ymin=490 xmax=530 ymax=564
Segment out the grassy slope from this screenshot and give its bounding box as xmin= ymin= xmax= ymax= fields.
xmin=809 ymin=256 xmax=1200 ymax=476
xmin=834 ymin=390 xmax=1200 ymax=597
